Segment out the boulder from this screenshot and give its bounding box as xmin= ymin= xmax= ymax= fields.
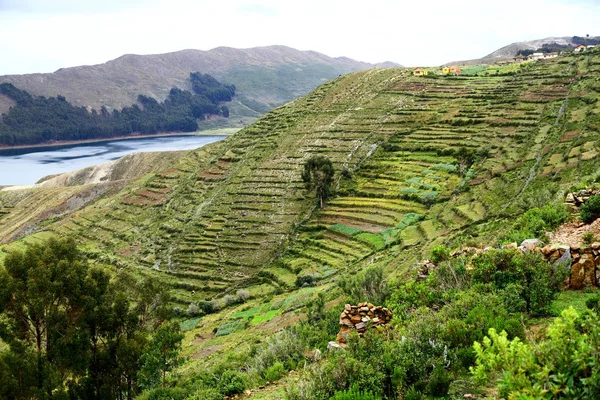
xmin=520 ymin=239 xmax=543 ymax=250
xmin=328 ymin=341 xmax=345 ymax=351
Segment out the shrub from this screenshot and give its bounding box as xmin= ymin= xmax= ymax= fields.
xmin=581 ymin=195 xmax=600 ymax=223
xmin=585 ymin=294 xmax=600 ymax=310
xmin=430 ymin=245 xmax=451 ymax=264
xmin=427 ymin=366 xmax=451 ymax=397
xmin=503 ymin=204 xmax=569 ymax=243
xmin=331 ymin=384 xmax=382 ymax=400
xmin=218 ymin=370 xmax=246 ymax=396
xmin=471 ymin=308 xmax=600 ymax=399
xmin=186 ymin=303 xmax=200 ymax=317
xmin=186 ymin=388 xmax=222 ymax=400
xmin=470 ymin=249 xmax=566 ymax=316
xmin=263 ymin=361 xmax=285 ymax=382
xmin=582 ymin=231 xmax=597 ymax=245
xmin=337 ymin=266 xmax=389 ymax=305
xmin=139 ymin=387 xmax=189 ymax=400
xmin=198 ymin=299 xmax=219 ymax=314
xmin=236 ymin=289 xmax=250 ymax=303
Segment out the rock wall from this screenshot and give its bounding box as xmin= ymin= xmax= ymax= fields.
xmin=335 ymin=302 xmax=392 ymax=345
xmin=565 ymin=188 xmax=600 ymax=208
xmin=542 ymin=242 xmax=600 ymax=289
xmin=419 ymin=240 xmax=600 ymax=290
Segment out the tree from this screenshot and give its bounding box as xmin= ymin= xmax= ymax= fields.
xmin=301 ymin=156 xmax=335 ymax=208
xmin=0 ymin=237 xmax=171 ymax=400
xmin=0 ymin=237 xmax=88 ymax=397
xmin=139 ymin=321 xmax=184 ymax=389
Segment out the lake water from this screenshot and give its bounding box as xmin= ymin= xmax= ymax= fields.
xmin=0 ymin=135 xmax=226 ymax=186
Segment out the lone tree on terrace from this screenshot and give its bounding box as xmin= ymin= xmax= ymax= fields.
xmin=302 ymin=155 xmax=335 ymax=208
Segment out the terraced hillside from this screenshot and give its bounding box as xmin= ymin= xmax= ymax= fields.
xmin=2 ymin=50 xmax=600 ymax=309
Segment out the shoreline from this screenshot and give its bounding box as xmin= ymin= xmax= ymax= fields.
xmin=0 ymin=128 xmax=240 ymax=151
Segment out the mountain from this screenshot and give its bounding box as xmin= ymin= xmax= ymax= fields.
xmin=449 ymin=35 xmax=600 ymax=65
xmin=2 ymin=49 xmax=598 ymax=301
xmin=0 ymin=45 xmax=401 ymax=129
xmin=1 ymin=49 xmax=599 ymax=398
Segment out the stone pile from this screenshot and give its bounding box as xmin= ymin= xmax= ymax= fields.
xmin=336 ymin=303 xmax=392 ymax=344
xmin=565 ymin=188 xmax=600 ymax=208
xmin=543 ymin=242 xmax=600 ymax=289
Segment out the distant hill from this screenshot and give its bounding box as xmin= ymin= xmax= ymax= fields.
xmin=448 ymin=36 xmax=600 ymax=65
xmin=0 ymin=46 xmax=401 ymax=129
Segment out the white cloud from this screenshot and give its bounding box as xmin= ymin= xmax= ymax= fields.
xmin=0 ymin=0 xmax=598 ymax=74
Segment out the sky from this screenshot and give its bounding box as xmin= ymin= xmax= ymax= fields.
xmin=0 ymin=0 xmax=599 ymax=75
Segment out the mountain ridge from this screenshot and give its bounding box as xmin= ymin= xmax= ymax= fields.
xmin=0 ymin=45 xmax=401 ymax=127
xmin=448 ymin=35 xmax=600 ymax=65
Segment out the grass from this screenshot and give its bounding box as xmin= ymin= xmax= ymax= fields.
xmin=550 ymin=289 xmax=600 ymax=316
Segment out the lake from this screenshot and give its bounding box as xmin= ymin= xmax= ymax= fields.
xmin=0 ymin=135 xmax=226 ymax=186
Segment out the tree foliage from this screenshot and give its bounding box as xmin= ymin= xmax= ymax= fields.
xmin=301 ymin=155 xmax=334 ymax=208
xmin=0 ymin=72 xmax=235 ymax=146
xmin=0 ymin=237 xmax=179 ymax=399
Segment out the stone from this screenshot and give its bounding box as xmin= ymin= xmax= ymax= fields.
xmin=355 ymin=322 xmax=366 ymax=330
xmin=350 ymin=314 xmax=362 ymax=324
xmin=592 ymin=242 xmax=600 ymax=250
xmin=541 ymin=245 xmax=552 ymax=256
xmin=340 ymin=317 xmax=353 ymax=326
xmin=550 ymin=243 xmax=571 ymax=252
xmin=572 ymin=255 xmax=596 ymax=289
xmin=344 ymin=304 xmax=351 ymax=312
xmin=336 ymin=325 xmax=352 ymax=343
xmin=328 ymin=341 xmax=345 ymax=351
xmin=503 ymin=242 xmax=518 ymax=249
xmin=372 ymin=317 xmax=380 ymax=324
xmin=566 ymin=193 xmax=575 ymax=203
xmin=571 ymin=243 xmax=581 ymax=252
xmin=361 ymin=316 xmax=371 ymax=322
xmin=367 ymin=302 xmax=374 ymax=309
xmin=520 ymin=239 xmax=543 ymax=250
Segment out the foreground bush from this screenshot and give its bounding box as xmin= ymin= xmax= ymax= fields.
xmin=472 ymin=308 xmax=600 ymax=399
xmin=581 ymin=195 xmax=600 ymax=223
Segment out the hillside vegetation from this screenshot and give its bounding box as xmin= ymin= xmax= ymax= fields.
xmin=1 ymin=49 xmax=600 ymax=398
xmin=0 ymin=73 xmax=234 ymax=146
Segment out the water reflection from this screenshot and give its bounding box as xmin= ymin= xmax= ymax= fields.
xmin=0 ymin=135 xmax=226 ymax=185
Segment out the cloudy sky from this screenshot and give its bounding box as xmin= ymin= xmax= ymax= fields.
xmin=0 ymin=0 xmax=599 ymax=75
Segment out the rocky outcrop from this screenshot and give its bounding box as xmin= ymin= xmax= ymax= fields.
xmin=335 ymin=303 xmax=392 ymax=345
xmin=565 ymin=188 xmax=600 ymax=208
xmin=543 ymin=242 xmax=600 ymax=289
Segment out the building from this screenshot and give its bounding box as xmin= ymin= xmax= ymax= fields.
xmin=413 ymin=68 xmax=429 ymax=76
xmin=528 ymin=53 xmax=545 ymax=61
xmin=575 ymin=45 xmax=587 ymax=53
xmin=513 ymin=55 xmax=528 ymax=63
xmin=543 ymin=52 xmax=559 ymax=59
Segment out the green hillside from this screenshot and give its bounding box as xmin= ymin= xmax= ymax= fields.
xmin=1 ymin=49 xmax=600 ymax=398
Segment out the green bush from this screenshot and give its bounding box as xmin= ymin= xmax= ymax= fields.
xmin=471 ymin=308 xmax=600 ymax=399
xmin=263 ymin=361 xmax=286 ymax=382
xmin=581 ymin=195 xmax=600 ymax=223
xmin=503 ymin=204 xmax=569 ymax=243
xmin=218 ymin=370 xmax=246 ymax=396
xmin=585 ymin=294 xmax=600 ymax=310
xmin=426 ymin=366 xmax=451 ymax=397
xmin=337 ymin=266 xmax=389 ymax=305
xmin=186 ymin=388 xmax=222 ymax=400
xmin=139 ymin=387 xmax=189 ymax=400
xmin=430 ymin=245 xmax=451 ymax=264
xmin=582 ymin=231 xmax=597 ymax=245
xmin=471 ymin=249 xmax=567 ymax=316
xmin=330 ymin=384 xmax=382 ymax=400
